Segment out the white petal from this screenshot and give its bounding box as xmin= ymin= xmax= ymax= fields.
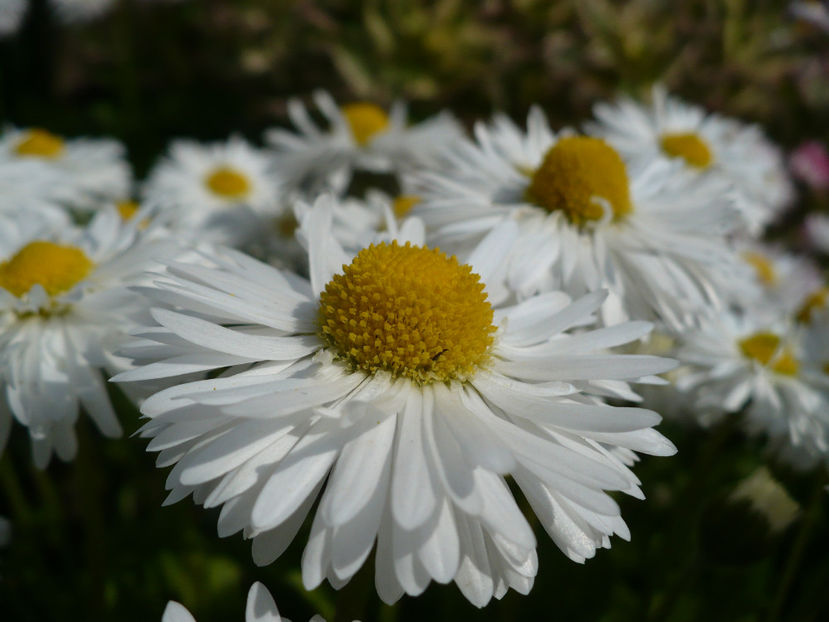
xmin=245 ymin=582 xmax=281 ymax=622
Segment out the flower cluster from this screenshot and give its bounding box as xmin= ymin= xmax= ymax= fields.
xmin=0 ymin=84 xmax=824 ymax=614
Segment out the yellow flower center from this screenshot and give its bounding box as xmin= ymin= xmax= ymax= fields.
xmin=659 ymin=132 xmax=713 ymax=169
xmin=0 ymin=241 xmax=94 ymax=298
xmin=525 ymin=136 xmax=633 ymax=226
xmin=276 ymin=212 xmax=298 ymax=237
xmin=318 ymin=241 xmax=495 ymax=384
xmin=742 ymin=252 xmax=777 ymax=285
xmin=14 ymin=129 xmax=65 ymax=159
xmin=796 ymin=287 xmax=828 ymax=323
xmin=117 ymin=200 xmax=140 ymax=220
xmin=341 ymin=103 xmax=390 ymax=146
xmin=392 ymin=195 xmax=420 ymax=219
xmin=738 ymin=332 xmax=799 ymax=376
xmin=205 ymin=167 xmax=251 ymax=199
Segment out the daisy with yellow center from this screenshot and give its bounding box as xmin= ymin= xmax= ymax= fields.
xmin=265 ymin=90 xmax=463 ymax=193
xmin=319 ymin=241 xmax=495 ymax=384
xmin=409 ymin=108 xmax=742 ymax=329
xmin=142 ymin=136 xmax=279 ymax=247
xmin=14 ymin=129 xmax=65 ymax=159
xmin=589 ymin=85 xmax=793 ymax=234
xmin=204 ymin=166 xmax=252 ymax=199
xmin=677 ymin=310 xmax=829 ymax=468
xmin=0 ymin=209 xmax=177 ymax=468
xmin=659 ymin=132 xmax=713 ymax=169
xmin=721 ymin=244 xmax=824 ymax=324
xmin=738 ymin=332 xmax=799 ymax=376
xmin=0 ymin=126 xmax=131 ymax=211
xmin=116 ymin=194 xmax=676 ymax=607
xmin=341 ymin=102 xmax=390 ymax=146
xmin=0 ymin=240 xmax=93 ymax=299
xmin=525 ymin=136 xmax=632 ymax=226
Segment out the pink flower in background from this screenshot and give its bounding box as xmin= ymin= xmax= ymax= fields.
xmin=790 ymin=141 xmax=829 ymax=190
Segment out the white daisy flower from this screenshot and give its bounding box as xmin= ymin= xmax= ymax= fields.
xmin=588 ymin=85 xmax=794 ymax=233
xmin=732 ymin=242 xmax=822 ymax=321
xmin=0 ymin=159 xmax=73 ymax=227
xmin=162 ymin=582 xmax=332 ymax=622
xmin=265 ymin=91 xmax=463 ymax=193
xmin=409 ymin=108 xmax=742 ymax=329
xmin=115 ymin=194 xmax=676 ymax=607
xmin=0 ymin=208 xmax=173 ymax=467
xmin=49 ymin=0 xmax=116 ymax=23
xmin=0 ymin=0 xmax=27 ymax=37
xmin=805 ymin=212 xmax=829 ymax=255
xmin=0 ymin=126 xmax=131 ymax=210
xmin=142 ymin=135 xmax=283 ymax=247
xmin=676 ymin=310 xmax=829 ymax=468
xmin=791 ymin=1 xmax=829 ymax=32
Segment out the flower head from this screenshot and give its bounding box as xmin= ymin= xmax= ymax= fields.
xmin=116 ymin=194 xmax=676 ymax=606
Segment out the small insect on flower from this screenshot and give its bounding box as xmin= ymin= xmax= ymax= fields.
xmin=116 ymin=193 xmax=677 ymax=607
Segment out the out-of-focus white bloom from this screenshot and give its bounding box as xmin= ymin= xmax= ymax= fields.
xmin=265 ymin=91 xmax=463 ymax=193
xmin=410 ymin=108 xmax=743 ymax=329
xmin=0 ymin=208 xmax=173 ymax=467
xmin=791 ymin=1 xmax=829 ymax=32
xmin=732 ymin=242 xmax=822 ymax=321
xmin=49 ymin=0 xmax=116 ymax=23
xmin=142 ymin=136 xmax=283 ymax=247
xmin=805 ymin=212 xmax=829 ymax=255
xmin=731 ymin=467 xmax=799 ymax=533
xmin=0 ymin=0 xmax=27 ymax=36
xmin=116 ymin=194 xmax=676 ymax=607
xmin=677 ymin=309 xmax=829 ymax=469
xmin=161 ymin=582 xmax=332 ymax=622
xmin=0 ymin=159 xmax=72 ymax=227
xmin=589 ymin=85 xmax=794 ymax=233
xmin=0 ymin=127 xmax=131 ymax=210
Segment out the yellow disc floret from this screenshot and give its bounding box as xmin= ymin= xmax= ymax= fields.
xmin=0 ymin=241 xmax=94 ymax=298
xmin=14 ymin=129 xmax=65 ymax=159
xmin=341 ymin=103 xmax=390 ymax=146
xmin=659 ymin=132 xmax=713 ymax=169
xmin=738 ymin=332 xmax=799 ymax=376
xmin=318 ymin=241 xmax=495 ymax=384
xmin=525 ymin=136 xmax=633 ymax=226
xmin=742 ymin=251 xmax=777 ymax=285
xmin=392 ymin=195 xmax=420 ymax=219
xmin=796 ymin=287 xmax=828 ymax=323
xmin=205 ymin=167 xmax=251 ymax=199
xmin=117 ymin=200 xmax=140 ymax=220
